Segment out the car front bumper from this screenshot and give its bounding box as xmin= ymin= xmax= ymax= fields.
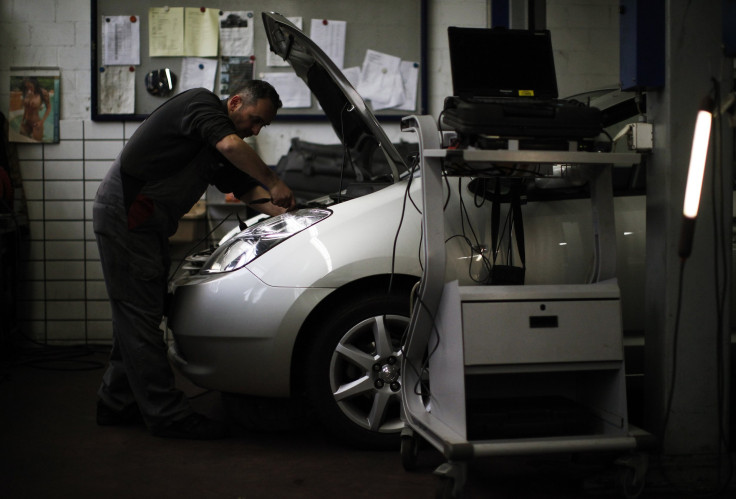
xmin=167 ymin=267 xmax=332 ymax=396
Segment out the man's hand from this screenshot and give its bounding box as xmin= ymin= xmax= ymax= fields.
xmin=216 ymin=135 xmax=296 ymax=211
xmin=268 ymin=179 xmax=295 ymax=210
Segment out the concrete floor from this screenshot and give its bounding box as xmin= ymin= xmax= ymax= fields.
xmin=1 ymin=345 xmax=733 ymax=498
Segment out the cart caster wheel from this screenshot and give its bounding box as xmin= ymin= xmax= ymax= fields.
xmin=400 ymin=434 xmax=420 ymax=471
xmin=436 ymin=476 xmax=457 ymax=499
xmin=433 ymin=462 xmax=466 ymax=499
xmin=616 ymin=466 xmax=645 ymax=499
xmin=614 ymin=453 xmax=648 ymax=499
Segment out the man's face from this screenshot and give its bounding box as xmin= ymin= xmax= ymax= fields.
xmin=228 ymin=96 xmax=277 ymax=138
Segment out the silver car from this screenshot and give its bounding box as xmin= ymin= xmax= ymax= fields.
xmin=167 ymin=12 xmax=646 ymax=450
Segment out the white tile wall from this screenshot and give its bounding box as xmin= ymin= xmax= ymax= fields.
xmin=13 ymin=118 xmax=123 ymax=343
xmin=85 ymin=161 xmax=112 ymax=179
xmin=84 ymin=140 xmax=124 ymax=160
xmin=85 ymin=241 xmax=100 ymax=260
xmin=46 ymin=241 xmax=85 ymax=260
xmin=44 ymin=201 xmax=84 ymax=220
xmin=86 ymin=301 xmax=112 ymax=321
xmin=86 ymin=321 xmax=113 ymax=340
xmin=46 ymin=301 xmax=85 ymax=320
xmin=45 ymin=261 xmax=85 ymax=281
xmin=25 ymin=244 xmax=45 ymax=261
xmin=27 ymin=221 xmax=44 ymax=240
xmin=46 ymin=321 xmax=85 ymax=342
xmin=86 ymin=261 xmax=104 ymax=280
xmin=44 ymin=141 xmax=84 ymax=160
xmin=25 ymin=201 xmax=43 ymax=220
xmin=84 ymin=181 xmax=101 ymax=200
xmin=45 ymin=221 xmax=85 ymax=240
xmin=44 ymin=161 xmax=83 ymax=180
xmin=45 ymin=281 xmax=85 ymax=300
xmin=60 ymin=120 xmax=84 ymax=140
xmin=2 ymin=0 xmax=619 ymax=344
xmin=83 ymin=121 xmax=124 ymax=139
xmin=22 ymin=181 xmax=43 ymax=200
xmin=86 ymin=281 xmax=108 ymax=300
xmin=43 ymin=181 xmax=84 ymax=200
xmin=19 ymin=160 xmax=43 ymax=180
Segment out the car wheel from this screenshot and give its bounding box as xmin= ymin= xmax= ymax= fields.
xmin=305 ymin=288 xmax=410 ymax=450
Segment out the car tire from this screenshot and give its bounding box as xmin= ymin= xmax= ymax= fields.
xmin=304 ymin=287 xmax=411 ymax=450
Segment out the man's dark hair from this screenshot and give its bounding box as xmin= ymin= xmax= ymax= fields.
xmin=230 ymin=80 xmax=283 ymax=110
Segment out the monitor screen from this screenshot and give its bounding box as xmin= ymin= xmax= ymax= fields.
xmin=448 ymin=27 xmax=559 ymax=99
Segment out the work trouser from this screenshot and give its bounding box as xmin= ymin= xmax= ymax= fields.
xmin=93 ymin=196 xmax=191 ymax=429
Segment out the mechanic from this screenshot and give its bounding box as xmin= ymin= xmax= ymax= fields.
xmin=93 ymin=80 xmax=295 ymax=440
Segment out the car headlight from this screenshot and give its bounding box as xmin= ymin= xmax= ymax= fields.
xmin=199 ymin=208 xmax=331 ymax=274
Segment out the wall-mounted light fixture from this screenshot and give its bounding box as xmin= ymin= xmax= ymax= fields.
xmin=678 ymin=96 xmax=714 ymax=260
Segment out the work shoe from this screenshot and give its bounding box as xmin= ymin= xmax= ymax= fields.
xmin=151 ymin=413 xmax=228 ymax=440
xmin=96 ymin=399 xmax=145 ymax=426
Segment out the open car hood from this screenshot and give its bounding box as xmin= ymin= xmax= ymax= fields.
xmin=262 ymin=12 xmax=407 ymax=182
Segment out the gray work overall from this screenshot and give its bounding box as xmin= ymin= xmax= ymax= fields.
xmin=93 ymin=158 xmax=192 ymax=429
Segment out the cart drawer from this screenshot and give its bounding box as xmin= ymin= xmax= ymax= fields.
xmin=462 ymin=298 xmax=623 ymax=366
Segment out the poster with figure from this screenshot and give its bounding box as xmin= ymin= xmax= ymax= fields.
xmin=8 ymin=69 xmax=60 ymax=144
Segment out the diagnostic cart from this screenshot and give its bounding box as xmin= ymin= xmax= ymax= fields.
xmin=399 ymin=115 xmax=650 ymax=498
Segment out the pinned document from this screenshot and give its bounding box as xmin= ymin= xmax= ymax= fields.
xmin=101 ymin=15 xmax=140 ymax=66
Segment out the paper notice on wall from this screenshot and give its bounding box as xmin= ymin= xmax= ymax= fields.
xmin=261 ymin=72 xmax=311 ymax=108
xmin=149 ymin=7 xmax=184 ymax=57
xmin=98 ymin=66 xmax=135 ymax=114
xmin=396 ymin=61 xmax=419 ymax=111
xmin=267 ymin=17 xmax=302 ymax=66
xmin=183 ymin=7 xmax=219 ymax=57
xmin=101 ymin=15 xmax=140 ymax=66
xmin=370 ymin=72 xmax=405 ymax=110
xmin=357 ymin=49 xmax=403 ymax=108
xmin=309 ymin=18 xmax=346 ymax=69
xmin=219 ymin=10 xmax=254 ymax=57
xmin=179 ymin=57 xmax=218 ymax=92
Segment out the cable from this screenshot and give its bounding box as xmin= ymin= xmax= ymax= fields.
xmin=661 ymin=259 xmax=685 ymax=453
xmin=401 ymin=286 xmax=440 ymax=398
xmin=337 ymin=102 xmax=361 ymax=204
xmin=337 ymin=104 xmax=349 ymax=203
xmin=387 ymin=153 xmax=420 ymax=296
xmin=387 ymin=150 xmax=431 ymax=397
xmin=473 ymin=177 xmax=489 ymax=208
xmin=450 ymin=177 xmax=493 ymax=283
xmin=660 ymin=76 xmax=733 ymax=496
xmin=708 ymin=77 xmax=733 ymax=493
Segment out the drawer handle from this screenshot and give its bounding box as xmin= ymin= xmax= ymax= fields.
xmin=529 ymin=315 xmax=558 ymax=328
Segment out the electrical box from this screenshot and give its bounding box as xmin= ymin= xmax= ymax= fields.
xmin=619 ymin=0 xmax=665 ymax=90
xmin=629 ymin=122 xmax=653 ymax=151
